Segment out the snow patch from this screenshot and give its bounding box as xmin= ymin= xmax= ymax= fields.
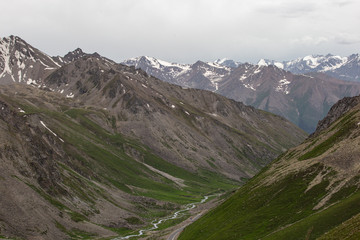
xmin=26 ymin=78 xmax=38 ymax=85
xmin=275 ymin=78 xmax=291 ymax=94
xmin=239 ymin=74 xmax=247 ymax=81
xmin=40 ymin=120 xmax=64 ymax=142
xmin=66 ymin=93 xmax=74 ymax=98
xmin=257 ymin=59 xmax=268 ymax=67
xmin=274 ymin=62 xmax=284 ymax=69
xmin=243 ymin=83 xmax=256 ymax=91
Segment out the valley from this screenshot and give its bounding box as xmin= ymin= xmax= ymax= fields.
xmin=1 ymin=35 xmax=360 ymax=239
xmin=2 ymin=1 xmax=360 ymax=239
xmin=0 ymin=36 xmax=306 ymax=239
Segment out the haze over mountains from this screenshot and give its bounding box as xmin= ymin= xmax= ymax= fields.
xmin=0 ymin=35 xmax=306 ymax=239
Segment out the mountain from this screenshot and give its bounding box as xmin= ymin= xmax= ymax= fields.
xmin=122 ymin=56 xmax=231 ymax=91
xmin=213 ymin=58 xmax=242 ymax=68
xmin=44 ymin=56 xmax=306 ymax=179
xmin=123 ymin=55 xmax=360 ymax=133
xmin=0 ymin=36 xmax=113 ymax=86
xmin=258 ymin=54 xmax=360 ymax=82
xmin=217 ymin=64 xmax=360 ymax=133
xmin=0 ymin=36 xmax=307 ymax=239
xmin=0 ymin=35 xmax=61 ymax=84
xmin=179 ymin=94 xmax=360 ymax=240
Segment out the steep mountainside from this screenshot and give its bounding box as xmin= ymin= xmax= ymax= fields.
xmin=258 ymin=54 xmax=360 ymax=82
xmin=0 ymin=36 xmax=61 ymax=84
xmin=218 ymin=65 xmax=360 ymax=133
xmin=123 ymin=56 xmax=360 ymax=133
xmin=44 ymin=56 xmax=306 ymax=179
xmin=0 ymin=36 xmax=112 ymax=86
xmin=179 ymin=95 xmax=360 ymax=240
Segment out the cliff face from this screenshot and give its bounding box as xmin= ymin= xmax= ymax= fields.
xmin=312 ymin=95 xmax=360 ymax=136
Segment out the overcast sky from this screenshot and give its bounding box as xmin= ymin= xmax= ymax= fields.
xmin=1 ymin=0 xmax=360 ymax=63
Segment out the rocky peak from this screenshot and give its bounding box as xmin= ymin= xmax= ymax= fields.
xmin=312 ymin=95 xmax=360 ymax=136
xmin=63 ymin=48 xmax=86 ymax=62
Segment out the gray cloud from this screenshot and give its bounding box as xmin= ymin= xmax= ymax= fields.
xmin=335 ymin=34 xmax=360 ymax=45
xmin=1 ymin=0 xmax=359 ymax=63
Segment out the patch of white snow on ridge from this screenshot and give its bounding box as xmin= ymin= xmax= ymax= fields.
xmin=253 ymin=67 xmax=262 ymax=74
xmin=0 ymin=39 xmax=15 ymax=81
xmin=275 ymin=78 xmax=291 ymax=94
xmin=257 ymin=59 xmax=268 ymax=67
xmin=244 ymin=83 xmax=256 ymax=91
xmin=303 ymin=55 xmax=321 ymax=68
xmin=157 ymin=59 xmax=175 ymax=67
xmin=321 ymin=56 xmax=348 ymax=71
xmin=40 ymin=120 xmax=64 ymax=142
xmin=274 ymin=62 xmax=284 ymax=69
xmin=66 ymin=93 xmax=74 ymax=98
xmin=239 ymin=74 xmax=247 ymax=81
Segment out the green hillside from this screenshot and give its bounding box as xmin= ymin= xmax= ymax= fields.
xmin=179 ymin=97 xmax=360 ymax=240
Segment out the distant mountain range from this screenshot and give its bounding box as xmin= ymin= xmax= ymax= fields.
xmin=122 ymin=55 xmax=360 ymax=133
xmin=258 ymin=54 xmax=360 ymax=82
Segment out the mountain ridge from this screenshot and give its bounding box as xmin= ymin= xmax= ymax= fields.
xmin=122 ymin=54 xmax=360 ymax=133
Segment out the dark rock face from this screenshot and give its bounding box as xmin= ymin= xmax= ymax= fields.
xmin=312 ymin=95 xmax=360 ymax=136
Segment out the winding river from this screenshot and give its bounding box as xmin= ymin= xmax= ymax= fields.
xmin=114 ymin=195 xmax=212 ymax=240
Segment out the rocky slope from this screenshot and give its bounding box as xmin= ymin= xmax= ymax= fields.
xmin=0 ymin=35 xmax=61 ymax=84
xmin=0 ymin=36 xmax=112 ymax=86
xmin=179 ymin=95 xmax=360 ymax=240
xmin=44 ymin=56 xmax=306 ymax=180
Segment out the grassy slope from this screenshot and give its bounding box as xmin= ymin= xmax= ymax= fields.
xmin=28 ymin=104 xmax=239 ymax=204
xmin=0 ymin=93 xmax=240 ymax=238
xmin=179 ymin=106 xmax=360 ymax=240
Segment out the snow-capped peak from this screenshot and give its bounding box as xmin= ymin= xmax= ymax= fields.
xmin=257 ymin=59 xmax=268 ymax=67
xmin=256 ymin=59 xmax=284 ymax=69
xmin=213 ymin=58 xmax=241 ymax=68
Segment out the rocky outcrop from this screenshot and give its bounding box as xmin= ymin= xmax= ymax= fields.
xmin=312 ymin=95 xmax=360 ymax=136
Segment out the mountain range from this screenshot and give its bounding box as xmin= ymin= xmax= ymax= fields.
xmin=2 ymin=34 xmax=358 ymax=132
xmin=122 ymin=55 xmax=360 ymax=133
xmin=0 ymin=36 xmax=306 ymax=239
xmin=258 ymin=54 xmax=360 ymax=82
xmin=179 ymin=94 xmax=360 ymax=240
